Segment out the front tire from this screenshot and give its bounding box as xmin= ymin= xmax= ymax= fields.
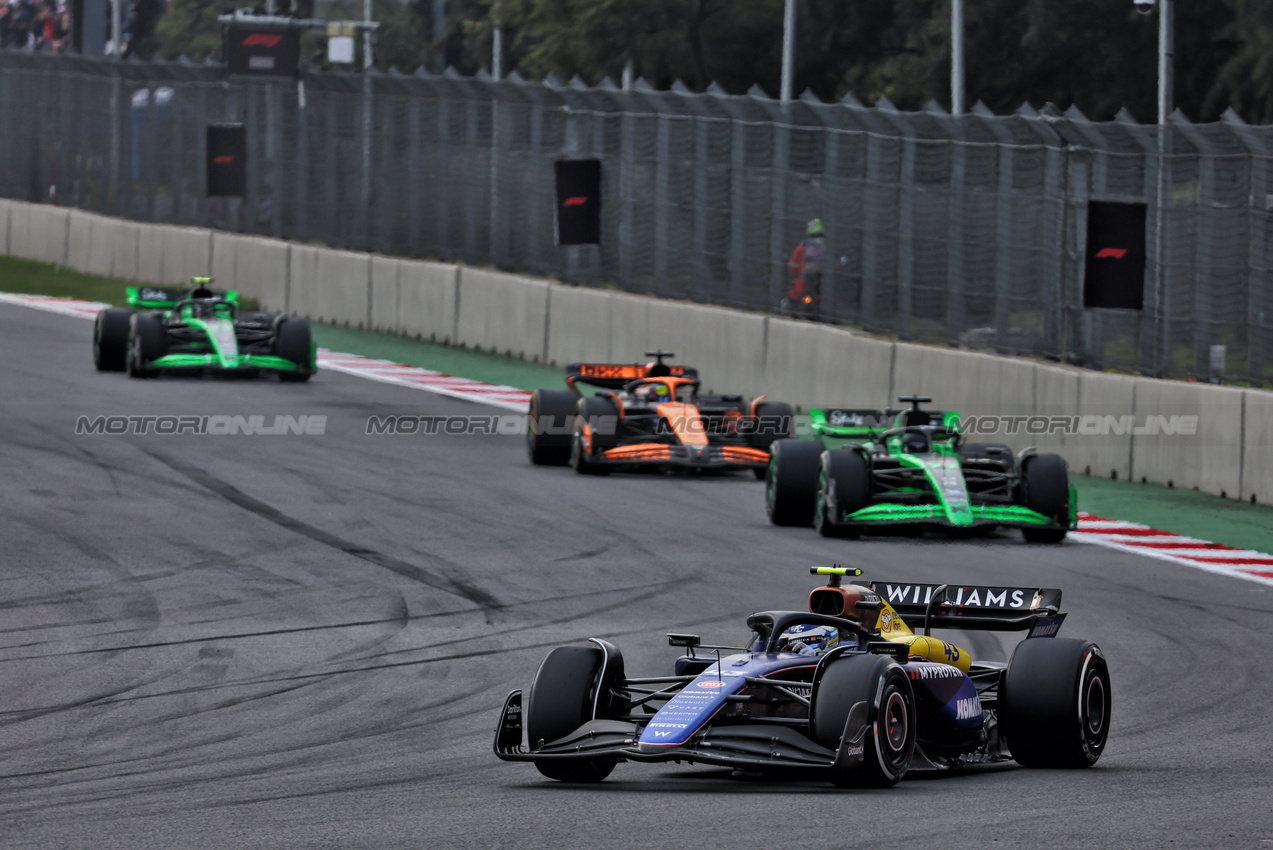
xmin=127 ymin=313 xmax=165 ymax=379
xmin=274 ymin=318 xmax=314 ymax=382
xmin=527 ymin=389 xmax=577 ymax=466
xmin=526 ymin=645 xmax=617 ymax=783
xmin=766 ymin=439 xmax=823 ymax=526
xmin=815 ymin=449 xmax=870 ymax=538
xmin=999 ymin=638 xmax=1111 ymax=768
xmin=94 ymin=308 xmax=131 ymax=372
xmin=1021 ymin=454 xmax=1070 ymax=543
xmin=812 ymin=654 xmax=916 ymax=788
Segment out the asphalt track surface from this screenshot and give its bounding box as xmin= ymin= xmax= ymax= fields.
xmin=3 ymin=301 xmax=1272 ymax=850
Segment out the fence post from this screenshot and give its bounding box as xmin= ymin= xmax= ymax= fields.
xmin=1223 ymin=109 xmax=1269 ymax=386
xmin=768 ymin=110 xmax=790 ymax=312
xmin=692 ymin=114 xmax=710 ymax=302
xmin=1173 ymin=115 xmax=1217 ymax=378
xmin=408 ymin=95 xmax=423 ymax=257
xmin=729 ymin=114 xmax=746 ymax=308
xmin=859 ymin=131 xmax=887 ymax=333
xmin=945 ymin=129 xmax=967 ymax=345
xmin=654 ymin=106 xmax=671 ymax=296
xmin=896 ymin=136 xmax=916 ymax=339
xmin=619 ymin=100 xmax=635 ymax=288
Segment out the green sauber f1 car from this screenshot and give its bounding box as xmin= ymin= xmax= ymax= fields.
xmin=92 ymin=278 xmax=315 ymax=381
xmin=766 ymin=396 xmax=1075 ymax=543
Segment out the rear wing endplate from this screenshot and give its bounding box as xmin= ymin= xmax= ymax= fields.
xmin=864 ymin=581 xmax=1063 ymax=632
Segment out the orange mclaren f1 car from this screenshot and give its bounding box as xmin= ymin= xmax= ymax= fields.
xmin=526 ymin=351 xmax=794 ymax=476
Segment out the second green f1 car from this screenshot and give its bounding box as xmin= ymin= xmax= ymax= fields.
xmin=766 ymin=396 xmax=1075 ymax=542
xmin=93 ymin=279 xmax=315 ymax=381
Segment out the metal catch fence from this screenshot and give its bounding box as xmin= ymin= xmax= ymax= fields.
xmin=1 ymin=50 xmax=1270 ymax=385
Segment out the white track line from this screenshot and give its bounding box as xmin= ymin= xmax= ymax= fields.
xmin=1074 ymin=513 xmax=1273 ymax=588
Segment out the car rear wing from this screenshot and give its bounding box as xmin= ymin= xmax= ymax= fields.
xmin=864 ymin=580 xmax=1063 ymax=632
xmin=565 ymin=362 xmax=699 ymax=392
xmin=810 ymin=408 xmax=891 ymax=438
xmin=126 ymin=286 xmax=238 ymax=309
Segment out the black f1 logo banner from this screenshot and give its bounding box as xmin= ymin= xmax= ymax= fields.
xmin=224 ymin=26 xmax=301 ymax=77
xmin=1083 ymin=201 xmax=1146 ymax=310
xmin=555 ymin=159 xmax=602 ymax=246
xmin=206 ymin=124 xmax=247 ymax=198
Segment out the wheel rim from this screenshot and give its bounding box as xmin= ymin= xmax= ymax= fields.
xmin=526 ymin=396 xmax=538 ymax=454
xmin=765 ymin=459 xmax=777 ymax=514
xmin=814 ymin=470 xmax=828 ymax=530
xmin=1084 ymin=673 xmax=1106 ymax=736
xmin=882 ymin=689 xmax=908 ymax=754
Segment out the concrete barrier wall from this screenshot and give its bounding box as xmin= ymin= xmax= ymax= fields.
xmin=66 ymin=209 xmax=93 ymax=273
xmin=1243 ymin=391 xmax=1273 ymax=503
xmin=160 ymin=226 xmax=213 ymax=283
xmin=370 ymin=256 xmax=398 ymax=333
xmin=1032 ymin=363 xmax=1081 ymax=460
xmin=9 ymin=203 xmax=69 ymax=265
xmin=287 ymin=245 xmax=323 ymax=320
xmin=397 ymin=260 xmax=458 ymax=343
xmin=456 ymin=268 xmax=549 ymax=360
xmin=83 ymin=213 xmax=139 ymax=280
xmin=210 ymin=232 xmax=243 ymax=293
xmin=545 ymin=286 xmax=614 ymax=366
xmin=765 ymin=319 xmax=893 ymax=412
xmin=0 ymin=199 xmax=10 ymax=255
xmin=235 ymin=236 xmax=290 ymax=311
xmin=1132 ymin=380 xmax=1244 ymax=497
xmin=5 ymin=198 xmax=1272 ymax=503
xmin=313 ymin=249 xmax=370 ymax=327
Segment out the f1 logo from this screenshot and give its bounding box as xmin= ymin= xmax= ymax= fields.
xmin=1095 ymin=248 xmax=1127 ymax=259
xmin=562 ymin=196 xmax=588 ymax=207
xmin=242 ymin=34 xmax=283 ymax=47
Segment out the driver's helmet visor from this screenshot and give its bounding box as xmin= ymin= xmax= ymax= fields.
xmin=776 ymin=623 xmax=840 ymax=654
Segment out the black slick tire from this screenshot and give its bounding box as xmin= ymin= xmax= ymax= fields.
xmin=815 ymin=449 xmax=869 ymax=538
xmin=765 ymin=439 xmax=823 ymax=526
xmin=274 ymin=318 xmax=313 ymax=382
xmin=127 ymin=313 xmax=165 ymax=379
xmin=1021 ymin=454 xmax=1070 ymax=543
xmin=812 ymin=654 xmax=916 ymax=788
xmin=94 ymin=308 xmax=131 ymax=372
xmin=999 ymin=638 xmax=1111 ymax=768
xmin=527 ymin=389 xmax=577 ymax=466
xmin=526 ymin=645 xmax=617 ymax=782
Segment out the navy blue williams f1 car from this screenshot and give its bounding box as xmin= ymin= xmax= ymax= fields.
xmin=494 ymin=567 xmax=1110 ymax=787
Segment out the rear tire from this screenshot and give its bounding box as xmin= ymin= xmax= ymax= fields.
xmin=127 ymin=314 xmax=166 ymax=379
xmin=274 ymin=318 xmax=313 ymax=382
xmin=527 ymin=389 xmax=577 ymax=466
xmin=765 ymin=439 xmax=823 ymax=526
xmin=812 ymin=654 xmax=916 ymax=788
xmin=1000 ymin=638 xmax=1111 ymax=768
xmin=526 ymin=646 xmax=617 ymax=783
xmin=1021 ymin=454 xmax=1070 ymax=543
xmin=816 ymin=449 xmax=870 ymax=538
xmin=94 ymin=308 xmax=131 ymax=372
xmin=748 ymin=400 xmax=795 ymax=452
